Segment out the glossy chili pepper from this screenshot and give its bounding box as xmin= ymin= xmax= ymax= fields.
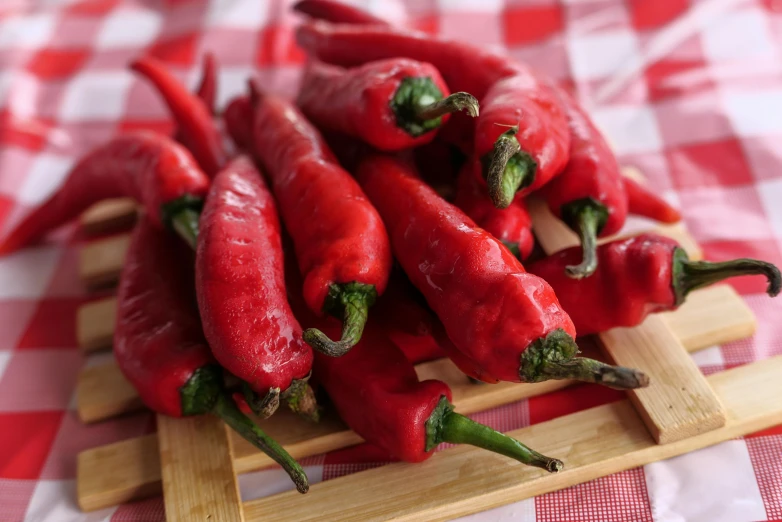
xmin=116 ymin=216 xmax=308 ymax=493
xmin=0 ymin=131 xmax=209 ymax=255
xmin=247 ymin=81 xmax=392 ymax=357
xmin=305 ymin=311 xmax=562 ymax=471
xmin=195 ymin=156 xmax=316 ymax=419
xmin=223 ymin=95 xmax=253 ymax=151
xmin=355 ymin=153 xmax=647 ymax=389
xmin=297 ymin=58 xmax=478 ymax=152
xmin=526 ymin=233 xmax=781 ymax=335
xmin=294 ymin=0 xmax=387 ymax=25
xmin=624 ymin=176 xmax=682 ymax=224
xmin=173 ymin=53 xmax=217 ymax=144
xmin=454 ymin=160 xmax=534 ymax=260
xmin=131 ymin=55 xmax=226 ymax=177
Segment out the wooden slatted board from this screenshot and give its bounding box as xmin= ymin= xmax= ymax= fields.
xmin=73 ymin=167 xmax=775 ymax=520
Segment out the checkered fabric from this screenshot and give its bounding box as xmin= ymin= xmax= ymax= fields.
xmin=0 ymin=0 xmax=781 ymax=520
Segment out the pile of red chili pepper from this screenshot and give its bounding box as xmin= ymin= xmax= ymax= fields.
xmin=2 ymin=0 xmax=780 ymax=493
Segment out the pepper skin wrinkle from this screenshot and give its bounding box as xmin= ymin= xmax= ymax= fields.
xmin=527 ymin=233 xmax=781 ymax=335
xmin=356 ymin=155 xmax=648 ymax=388
xmin=249 ymin=84 xmax=392 ymax=356
xmin=0 ymin=131 xmax=209 ymax=255
xmin=196 ymin=156 xmax=313 ymax=393
xmin=297 ymin=59 xmax=478 ymax=151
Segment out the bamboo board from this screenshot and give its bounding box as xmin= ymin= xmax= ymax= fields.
xmin=80 ymin=198 xmax=138 ymax=236
xmin=240 ymin=356 xmax=782 ymax=521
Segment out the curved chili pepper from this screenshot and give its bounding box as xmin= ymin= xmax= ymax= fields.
xmin=294 ymin=0 xmax=387 ymax=25
xmin=172 ymin=53 xmax=218 ymax=144
xmin=624 ymin=176 xmax=682 ymax=224
xmin=195 ymin=156 xmax=316 ymax=419
xmin=311 ymin=316 xmax=562 ymax=471
xmin=355 ymin=153 xmax=647 ymax=389
xmin=223 ymin=95 xmax=253 ymax=151
xmin=116 ymin=216 xmax=308 ymax=493
xmin=0 ymin=131 xmax=209 ymax=255
xmin=247 ymin=81 xmax=392 ymax=358
xmin=131 ymin=55 xmax=226 ymax=177
xmin=526 ymin=233 xmax=781 ymax=335
xmin=476 ymin=72 xmax=570 ymax=208
xmin=454 ymin=160 xmax=534 ymax=260
xmin=297 ymin=58 xmax=479 ymax=151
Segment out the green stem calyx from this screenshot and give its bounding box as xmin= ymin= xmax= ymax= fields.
xmin=672 ymin=248 xmax=782 ymax=304
xmin=180 ymin=366 xmax=309 ymax=494
xmin=391 ymin=77 xmax=479 ymax=137
xmin=425 ymin=396 xmax=562 ymax=473
xmin=561 ymin=198 xmax=609 ymax=279
xmin=519 ymin=329 xmax=650 ymax=390
xmin=161 ymin=194 xmax=203 ymax=250
xmin=483 ymin=128 xmax=537 ymax=209
xmin=303 ymin=282 xmax=377 ymax=357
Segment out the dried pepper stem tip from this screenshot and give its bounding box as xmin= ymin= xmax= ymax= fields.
xmin=415 ymin=92 xmax=480 ymax=120
xmin=303 ymin=282 xmax=377 ymax=357
xmin=391 ymin=77 xmax=478 ymax=137
xmin=426 ymin=397 xmax=562 ymax=472
xmin=282 ymin=377 xmax=321 ymax=423
xmin=520 ymin=329 xmax=650 ymax=390
xmin=485 ymin=128 xmax=536 ymax=209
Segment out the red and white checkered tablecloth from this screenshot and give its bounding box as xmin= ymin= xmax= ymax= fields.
xmin=1 ymin=0 xmax=781 ymax=520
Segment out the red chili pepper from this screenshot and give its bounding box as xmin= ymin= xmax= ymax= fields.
xmin=413 ymin=138 xmax=465 ymax=202
xmin=247 ymin=81 xmax=392 ymax=357
xmin=223 ymin=95 xmax=253 ymax=151
xmin=131 ymin=55 xmax=226 ymax=177
xmin=310 ymin=316 xmax=562 ymax=471
xmin=294 ymin=0 xmax=387 ymax=25
xmin=195 ymin=156 xmax=316 ymax=419
xmin=526 ymin=233 xmax=781 ymax=335
xmin=624 ymin=176 xmax=682 ymax=224
xmin=0 ymin=131 xmax=209 ymax=255
xmin=115 ymin=215 xmax=308 ymax=493
xmin=454 ymin=160 xmax=534 ymax=260
xmin=297 ymin=58 xmax=479 ymax=152
xmin=355 ymin=153 xmax=647 ymax=389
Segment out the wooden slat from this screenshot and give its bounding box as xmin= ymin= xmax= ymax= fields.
xmin=528 ymin=191 xmax=723 ymax=444
xmin=77 ymin=297 xmax=117 ymax=353
xmin=79 ymin=234 xmax=129 ymax=289
xmin=660 ymin=284 xmax=756 ymax=349
xmin=599 ymin=316 xmax=726 ymax=443
xmin=242 ymin=356 xmax=782 ymax=522
xmin=80 ymin=198 xmax=138 ymax=236
xmin=76 ymin=362 xmax=143 ymax=423
xmin=158 ymin=414 xmax=245 ymax=522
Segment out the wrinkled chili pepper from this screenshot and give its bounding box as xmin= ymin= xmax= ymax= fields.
xmin=538 ymin=88 xmax=680 ymax=279
xmin=297 ymin=58 xmax=479 ymax=151
xmin=454 ymin=160 xmax=534 ymax=260
xmin=527 ymin=233 xmax=781 ymax=335
xmin=223 ymin=95 xmax=253 ymax=151
xmin=288 ymin=279 xmax=562 ymax=470
xmin=131 ymin=55 xmax=226 ymax=177
xmin=247 ymin=80 xmax=392 ymax=357
xmin=294 ymin=0 xmax=387 ymax=25
xmin=195 ymin=156 xmax=316 ymax=419
xmin=0 ymin=131 xmax=209 ymax=255
xmin=116 ymin=216 xmax=308 ymax=493
xmin=355 ymin=153 xmax=648 ymax=389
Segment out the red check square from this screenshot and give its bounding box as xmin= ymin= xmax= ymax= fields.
xmin=0 ymin=412 xmax=63 ymax=479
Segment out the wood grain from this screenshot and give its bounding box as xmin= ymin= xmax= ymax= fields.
xmin=77 ymin=297 xmax=116 ymax=353
xmin=599 ymin=316 xmax=726 ymax=443
xmin=80 ymin=198 xmax=137 ymax=236
xmin=158 ymin=414 xmax=245 ymax=522
xmin=79 ymin=234 xmax=129 ymax=289
xmin=76 ymin=361 xmax=143 ymax=423
xmin=242 ymin=356 xmax=782 ymax=522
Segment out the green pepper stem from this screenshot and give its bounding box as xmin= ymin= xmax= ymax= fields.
xmin=485 ymin=129 xmax=536 ymax=209
xmin=562 ymin=199 xmax=609 ymax=279
xmin=414 ymin=92 xmax=479 ymax=121
xmin=520 ymin=329 xmax=650 ymax=390
xmin=303 ymin=283 xmax=377 ymax=357
xmin=171 ymin=208 xmax=200 ymax=250
xmin=211 ymin=392 xmax=309 ymax=494
xmin=427 ymin=397 xmax=562 ymax=473
xmin=675 ymin=251 xmax=782 ymax=302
